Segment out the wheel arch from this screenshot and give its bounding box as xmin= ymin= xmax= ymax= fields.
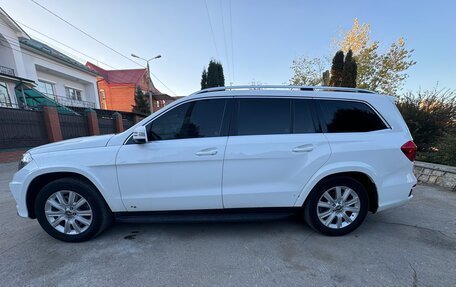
xmin=26 ymin=172 xmax=111 ymax=219
xmin=295 ymin=165 xmax=379 ymax=213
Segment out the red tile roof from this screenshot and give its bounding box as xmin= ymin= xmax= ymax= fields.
xmin=86 ymin=62 xmax=162 ymax=94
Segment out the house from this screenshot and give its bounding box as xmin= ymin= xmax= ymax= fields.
xmin=0 ymin=8 xmax=100 ymax=110
xmin=86 ymin=62 xmax=175 ymax=113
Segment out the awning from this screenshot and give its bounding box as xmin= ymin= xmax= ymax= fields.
xmin=14 ymin=83 xmax=78 ymax=115
xmin=0 ymin=72 xmax=35 ymax=87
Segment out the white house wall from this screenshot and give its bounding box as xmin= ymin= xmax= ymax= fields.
xmin=21 ymin=51 xmax=99 ymax=108
xmin=0 ymin=18 xmax=27 ymax=78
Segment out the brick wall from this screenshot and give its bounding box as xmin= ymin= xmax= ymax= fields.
xmin=0 ymin=106 xmax=127 ymax=163
xmin=0 ymin=149 xmax=27 ymax=163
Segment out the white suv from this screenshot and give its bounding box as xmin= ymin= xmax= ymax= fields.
xmin=10 ymin=86 xmax=417 ymax=242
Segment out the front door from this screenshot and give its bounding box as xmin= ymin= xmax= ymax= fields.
xmin=116 ymin=98 xmax=230 ymax=211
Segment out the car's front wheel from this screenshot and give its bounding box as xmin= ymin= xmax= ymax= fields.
xmin=35 ymin=178 xmax=112 ymax=242
xmin=304 ymin=176 xmax=369 ymax=236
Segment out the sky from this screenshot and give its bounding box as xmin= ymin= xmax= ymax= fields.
xmin=0 ymin=0 xmax=455 ymax=96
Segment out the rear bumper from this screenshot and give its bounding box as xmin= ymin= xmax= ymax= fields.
xmin=376 ymin=171 xmax=417 ymax=212
xmin=376 ymin=194 xmax=413 ymax=212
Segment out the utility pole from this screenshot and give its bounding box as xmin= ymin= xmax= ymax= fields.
xmin=131 ymin=53 xmax=161 ymax=114
xmin=146 ymin=61 xmax=153 ymax=113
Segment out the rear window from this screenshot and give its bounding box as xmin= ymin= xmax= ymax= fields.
xmin=318 ymin=100 xmax=387 ymax=133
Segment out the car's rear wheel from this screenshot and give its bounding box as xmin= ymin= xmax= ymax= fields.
xmin=304 ymin=176 xmax=369 ymax=236
xmin=35 ymin=178 xmax=112 ymax=242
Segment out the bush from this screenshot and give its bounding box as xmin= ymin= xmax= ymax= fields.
xmin=396 ymin=88 xmax=456 ymax=166
xmin=416 ymin=131 xmax=456 ymax=166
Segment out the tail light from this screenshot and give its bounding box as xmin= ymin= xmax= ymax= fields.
xmin=401 ymin=141 xmax=417 ymax=161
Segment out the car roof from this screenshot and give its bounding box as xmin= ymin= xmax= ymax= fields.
xmin=185 ymin=85 xmax=390 ymax=101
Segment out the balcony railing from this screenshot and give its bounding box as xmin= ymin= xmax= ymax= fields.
xmin=54 ymin=95 xmax=96 ymax=109
xmin=0 ymin=65 xmax=15 ymax=76
xmin=40 ymin=93 xmax=96 ymax=109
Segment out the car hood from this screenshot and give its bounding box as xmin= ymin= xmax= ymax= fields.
xmin=29 ymin=134 xmax=115 ymax=155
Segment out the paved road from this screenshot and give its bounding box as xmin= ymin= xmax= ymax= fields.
xmin=1 ymin=161 xmax=455 ymax=287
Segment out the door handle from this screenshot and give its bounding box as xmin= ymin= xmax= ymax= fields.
xmin=196 ymin=148 xmax=218 ymax=156
xmin=292 ymin=144 xmax=314 ymax=153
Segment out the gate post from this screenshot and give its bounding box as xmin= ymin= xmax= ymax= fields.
xmin=113 ymin=112 xmax=123 ymax=133
xmin=85 ymin=109 xmax=100 ymax=136
xmin=43 ymin=106 xmax=62 ymax=142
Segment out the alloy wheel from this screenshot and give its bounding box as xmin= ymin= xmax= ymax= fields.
xmin=317 ymin=186 xmax=361 ymax=229
xmin=44 ymin=190 xmax=93 ymax=235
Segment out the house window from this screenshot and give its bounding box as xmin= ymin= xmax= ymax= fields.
xmin=65 ymin=87 xmax=82 ymax=101
xmin=0 ymin=81 xmax=12 ymax=107
xmin=100 ymin=89 xmax=107 ymax=109
xmin=37 ymin=80 xmax=56 ymax=99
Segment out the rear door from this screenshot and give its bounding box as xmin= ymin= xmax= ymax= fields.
xmin=222 ymin=97 xmax=331 ymax=208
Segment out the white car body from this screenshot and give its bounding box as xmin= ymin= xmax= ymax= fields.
xmin=10 ymin=86 xmax=417 ymax=221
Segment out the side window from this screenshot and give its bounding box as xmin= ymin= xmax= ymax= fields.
xmin=237 ymin=98 xmax=291 ymax=136
xmin=293 ymin=99 xmax=316 ymax=133
xmin=318 ymin=100 xmax=387 ymax=133
xmin=185 ymin=99 xmax=227 ymax=138
xmin=148 ymin=102 xmax=189 ymax=140
xmin=148 ymin=99 xmax=226 ymax=140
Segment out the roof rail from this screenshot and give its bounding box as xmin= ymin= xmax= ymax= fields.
xmin=196 ymin=85 xmax=375 ymax=94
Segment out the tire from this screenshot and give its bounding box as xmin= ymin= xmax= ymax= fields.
xmin=35 ymin=178 xmax=112 ymax=242
xmin=303 ymin=176 xmax=369 ymax=236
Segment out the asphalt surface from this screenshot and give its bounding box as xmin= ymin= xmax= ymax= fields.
xmin=1 ymin=161 xmax=455 ymax=287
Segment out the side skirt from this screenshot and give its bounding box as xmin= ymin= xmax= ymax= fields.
xmin=114 ymin=207 xmax=302 ymax=223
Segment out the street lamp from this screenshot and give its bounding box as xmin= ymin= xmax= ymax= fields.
xmin=131 ymin=53 xmax=162 ymax=113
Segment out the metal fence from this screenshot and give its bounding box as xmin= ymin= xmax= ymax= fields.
xmin=0 ymin=107 xmax=48 ymax=149
xmin=98 ymin=117 xmax=116 ymax=135
xmin=68 ymin=106 xmax=145 ymax=121
xmin=59 ymin=114 xmax=89 ymax=140
xmin=1 ymin=105 xmax=138 ymax=152
xmin=123 ymin=118 xmax=135 ymax=130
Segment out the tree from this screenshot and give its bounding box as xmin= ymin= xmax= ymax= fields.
xmin=335 ymin=19 xmax=416 ymax=95
xmin=335 ymin=18 xmax=370 ymax=55
xmin=290 ymin=19 xmax=415 ymax=95
xmin=341 ymin=49 xmax=357 ymax=88
xmin=201 ymin=60 xmax=225 ymax=89
xmin=329 ymin=51 xmax=344 ymax=87
xmin=201 ymin=69 xmax=208 ymax=90
xmin=290 ymin=57 xmax=326 ymax=86
xmin=322 ymin=70 xmax=330 ymax=86
xmin=396 ymin=88 xmax=456 ymax=166
xmin=132 ymin=86 xmax=150 ymax=114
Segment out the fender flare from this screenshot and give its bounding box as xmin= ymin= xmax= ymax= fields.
xmin=293 ymin=161 xmax=379 ymax=207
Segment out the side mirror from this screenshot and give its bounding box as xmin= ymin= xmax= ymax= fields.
xmin=132 ymin=126 xmax=148 ymax=144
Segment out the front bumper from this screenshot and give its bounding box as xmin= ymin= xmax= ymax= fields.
xmin=9 ymin=161 xmax=39 ymax=218
xmin=9 ymin=181 xmax=28 ymax=217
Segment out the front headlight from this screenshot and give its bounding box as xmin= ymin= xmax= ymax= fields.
xmin=18 ymin=152 xmax=33 ymax=170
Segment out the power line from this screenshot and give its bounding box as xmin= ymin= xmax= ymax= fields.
xmin=0 ymin=35 xmax=138 ymax=85
xmin=0 ymin=22 xmax=110 ymax=71
xmin=30 ymin=0 xmax=177 ymax=96
xmin=1 ymin=31 xmax=168 ymax=87
xmin=229 ymin=0 xmax=235 ymax=84
xmin=204 ymin=0 xmax=220 ymax=61
xmin=219 ymin=0 xmax=231 ymax=84
xmin=30 ymin=0 xmax=142 ymax=67
xmin=0 ymin=40 xmax=99 ymax=80
xmin=16 ymin=21 xmax=118 ymax=70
